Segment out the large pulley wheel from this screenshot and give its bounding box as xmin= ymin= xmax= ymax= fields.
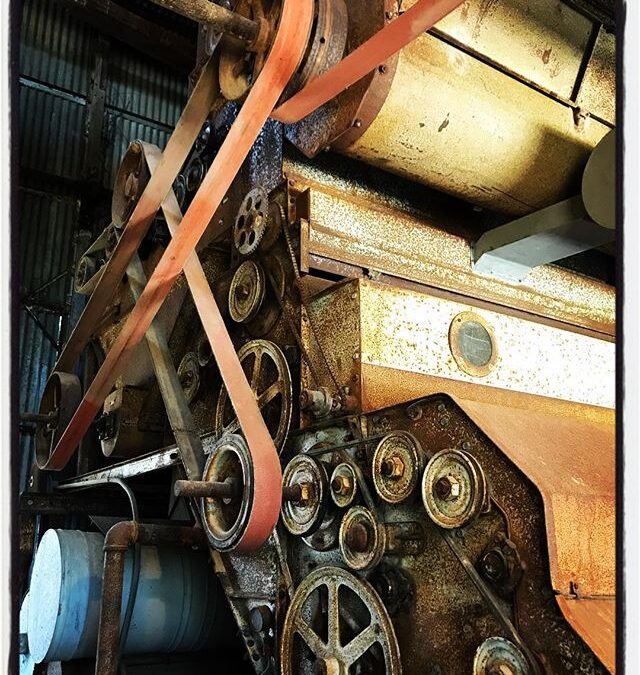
xmin=35 ymin=372 xmax=82 ymax=469
xmin=215 ymin=339 xmax=292 ymax=452
xmin=200 ymin=434 xmax=255 ymax=552
xmin=372 ymin=431 xmax=422 ymax=504
xmin=219 ymin=0 xmax=273 ymax=101
xmin=281 ymin=566 xmax=402 ymax=675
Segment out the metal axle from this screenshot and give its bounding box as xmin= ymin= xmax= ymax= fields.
xmin=174 ymin=479 xmax=309 ymax=503
xmin=147 ymin=0 xmax=260 ymax=43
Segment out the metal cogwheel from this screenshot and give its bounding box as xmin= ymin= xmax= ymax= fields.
xmin=421 ymin=448 xmax=488 ymax=529
xmin=233 ymin=186 xmax=269 ymax=256
xmin=339 ymin=505 xmax=386 ymax=571
xmin=200 ymin=434 xmax=254 ymax=552
xmin=215 ymin=339 xmax=292 ymax=453
xmin=177 ymin=352 xmax=200 ymax=404
xmin=228 ymin=260 xmax=266 ymax=323
xmin=280 ymin=566 xmax=402 ymax=675
xmin=281 ymin=455 xmax=329 ymax=537
xmin=372 ymin=431 xmax=423 ymax=504
xmin=473 ymin=637 xmax=531 ymax=675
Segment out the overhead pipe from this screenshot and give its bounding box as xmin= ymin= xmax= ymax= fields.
xmin=147 ymin=0 xmax=260 ymax=44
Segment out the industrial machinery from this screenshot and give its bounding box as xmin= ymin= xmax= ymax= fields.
xmin=18 ymin=0 xmax=616 ymax=673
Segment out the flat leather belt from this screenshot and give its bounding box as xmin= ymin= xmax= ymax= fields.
xmin=39 ymin=0 xmax=313 ymax=481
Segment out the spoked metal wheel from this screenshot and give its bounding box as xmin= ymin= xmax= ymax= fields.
xmin=215 ymin=339 xmax=292 ymax=453
xmin=35 ymin=371 xmax=82 ymax=469
xmin=281 ymin=566 xmax=402 ymax=675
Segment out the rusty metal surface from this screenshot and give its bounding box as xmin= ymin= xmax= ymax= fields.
xmin=556 ymin=596 xmax=615 ymax=673
xmin=343 ymin=31 xmax=611 ymax=215
xmin=453 ymin=395 xmax=615 ymax=598
xmin=283 ymin=0 xmax=395 ymax=158
xmin=577 ymin=26 xmax=616 ymax=124
xmin=285 ymin=164 xmax=616 ymax=337
xmin=404 ymin=0 xmax=598 ymax=104
xmin=303 ymin=279 xmax=614 ymax=412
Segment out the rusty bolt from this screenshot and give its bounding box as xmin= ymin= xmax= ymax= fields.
xmin=331 ymin=474 xmax=352 ymax=496
xmin=381 ymin=455 xmax=405 ymax=479
xmin=345 ymin=522 xmax=370 ymax=553
xmin=299 ymin=389 xmax=312 ymax=409
xmin=434 ymin=475 xmax=460 ymax=501
xmin=236 ymin=284 xmax=251 ymax=300
xmin=283 ymin=481 xmax=314 ymax=506
xmin=480 ymin=548 xmax=507 ymax=584
xmin=488 ymin=665 xmax=516 ymax=675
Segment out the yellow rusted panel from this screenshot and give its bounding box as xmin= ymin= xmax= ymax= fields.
xmin=286 ymin=162 xmax=616 ymax=336
xmin=403 ymin=0 xmax=596 ymax=103
xmin=304 ymin=278 xmax=615 ymax=411
xmin=344 ymin=32 xmax=611 ymax=214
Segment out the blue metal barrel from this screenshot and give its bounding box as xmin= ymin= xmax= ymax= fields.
xmin=27 ymin=529 xmax=227 ymax=664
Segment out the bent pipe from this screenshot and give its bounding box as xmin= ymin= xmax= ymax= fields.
xmin=94 ymin=522 xmax=208 ymax=675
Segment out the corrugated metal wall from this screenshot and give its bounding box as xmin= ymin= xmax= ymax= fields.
xmin=18 ymin=0 xmax=188 ymax=488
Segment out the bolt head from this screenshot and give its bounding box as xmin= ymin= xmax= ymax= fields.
xmin=332 ymin=475 xmax=352 ymax=495
xmin=298 ymin=482 xmax=313 ymax=505
xmin=434 ymin=475 xmax=460 ymax=501
xmin=381 ymin=455 xmax=405 ymax=479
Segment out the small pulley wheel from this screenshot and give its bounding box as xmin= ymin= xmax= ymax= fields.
xmin=35 ymin=371 xmax=82 ymax=469
xmin=339 ymin=506 xmax=386 ymax=571
xmin=233 ymin=187 xmax=269 ymax=256
xmin=246 ymin=253 xmax=285 ymax=337
xmin=228 ymin=260 xmax=266 ymax=323
xmin=421 ymin=448 xmax=488 ymax=529
xmin=281 ymin=455 xmax=329 ymax=537
xmin=330 ymin=462 xmax=358 ymax=508
xmin=215 ymin=339 xmax=292 ymax=453
xmin=200 ymin=434 xmax=254 ymax=552
xmin=280 ymin=566 xmax=402 ymax=675
xmin=177 ymin=352 xmax=200 ymax=404
xmin=372 ymin=431 xmax=422 ymax=504
xmin=473 ymin=637 xmax=531 ymax=675
xmin=112 ymin=140 xmax=150 ymax=227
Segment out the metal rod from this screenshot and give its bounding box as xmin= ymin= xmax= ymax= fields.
xmin=20 ymin=411 xmax=58 ymax=424
xmin=147 ymin=0 xmax=259 ymax=43
xmin=175 ymin=478 xmax=307 ymax=504
xmin=174 ymin=478 xmax=240 ymax=499
xmin=282 ymin=483 xmax=304 ymax=503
